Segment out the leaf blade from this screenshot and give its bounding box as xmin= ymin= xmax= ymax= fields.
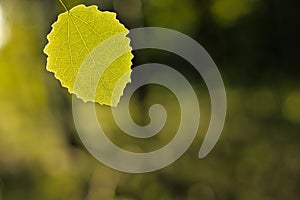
xmin=44 ymin=4 xmax=133 ymax=106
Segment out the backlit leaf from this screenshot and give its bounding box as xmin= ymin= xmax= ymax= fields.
xmin=44 ymin=4 xmax=133 ymax=106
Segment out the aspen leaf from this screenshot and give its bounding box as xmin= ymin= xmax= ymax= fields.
xmin=44 ymin=4 xmax=133 ymax=106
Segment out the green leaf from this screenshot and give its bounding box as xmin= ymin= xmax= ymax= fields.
xmin=44 ymin=4 xmax=133 ymax=106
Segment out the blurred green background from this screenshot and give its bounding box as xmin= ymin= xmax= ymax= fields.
xmin=0 ymin=0 xmax=299 ymax=199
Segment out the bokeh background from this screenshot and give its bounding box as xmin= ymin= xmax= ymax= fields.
xmin=0 ymin=0 xmax=299 ymax=199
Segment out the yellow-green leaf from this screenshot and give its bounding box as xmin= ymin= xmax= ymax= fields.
xmin=44 ymin=4 xmax=133 ymax=106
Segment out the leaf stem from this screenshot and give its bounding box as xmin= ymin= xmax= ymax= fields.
xmin=58 ymin=0 xmax=69 ymax=12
